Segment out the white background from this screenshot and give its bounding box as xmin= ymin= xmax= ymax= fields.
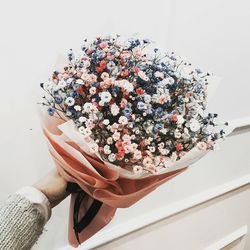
xmin=0 ymin=0 xmax=249 ymax=249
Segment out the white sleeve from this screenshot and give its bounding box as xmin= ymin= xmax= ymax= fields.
xmin=15 ymin=186 xmax=52 ymax=222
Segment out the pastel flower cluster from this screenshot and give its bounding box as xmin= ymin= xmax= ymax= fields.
xmin=40 ymin=35 xmax=227 ymax=175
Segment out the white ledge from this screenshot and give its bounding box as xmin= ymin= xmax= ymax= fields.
xmin=205 ymin=225 xmax=248 ymax=250
xmin=78 ymin=175 xmax=250 ymax=250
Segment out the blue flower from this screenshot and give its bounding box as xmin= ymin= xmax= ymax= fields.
xmin=69 ymin=91 xmax=77 ymax=98
xmin=47 ymin=107 xmax=54 ymax=116
xmin=154 ymin=123 xmax=164 ymax=132
xmin=123 ymin=107 xmax=132 ymax=117
xmin=137 ymin=101 xmax=146 ymax=110
xmin=54 ymin=95 xmax=63 ymax=104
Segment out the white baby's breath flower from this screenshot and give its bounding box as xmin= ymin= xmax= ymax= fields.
xmin=78 ymin=116 xmax=87 ymax=123
xmin=104 ymin=145 xmax=111 ymax=154
xmin=177 ymin=115 xmax=185 ymax=124
xmin=118 ymin=116 xmax=128 ymax=125
xmin=190 ymin=119 xmax=201 ymax=132
xmin=133 ymin=165 xmax=143 ymax=174
xmin=144 ymin=94 xmax=152 ymax=104
xmin=174 ymin=129 xmax=182 ymax=139
xmin=83 ymin=102 xmax=93 ymax=113
xmin=65 ymin=97 xmax=75 ymax=106
xmin=108 ymin=153 xmax=116 ymax=162
xmin=76 ymin=79 xmax=84 ymax=85
xmin=99 ymin=91 xmax=112 ymax=103
xmin=79 ymin=127 xmax=92 ymax=136
xmin=103 ymin=119 xmax=110 ymax=125
xmin=74 ymin=105 xmax=81 ymax=111
xmin=58 ymin=80 xmax=67 ymax=88
xmin=122 ymin=80 xmax=134 ymax=92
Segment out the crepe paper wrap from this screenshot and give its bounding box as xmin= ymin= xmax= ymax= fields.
xmin=41 ymin=112 xmax=188 ymax=247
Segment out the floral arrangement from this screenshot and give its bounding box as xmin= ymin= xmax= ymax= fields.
xmin=40 ymin=35 xmax=228 ymax=246
xmin=40 ymin=35 xmax=227 ymax=176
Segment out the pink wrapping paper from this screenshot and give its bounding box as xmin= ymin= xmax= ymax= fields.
xmin=41 ymin=113 xmax=187 ymax=247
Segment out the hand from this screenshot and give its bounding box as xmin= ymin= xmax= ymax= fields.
xmin=32 ymin=169 xmax=69 ymax=208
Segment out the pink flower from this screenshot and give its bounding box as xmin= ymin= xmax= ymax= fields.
xmin=107 ymin=137 xmax=113 ymax=144
xmin=143 ymin=156 xmax=153 ymax=167
xmin=110 ymin=122 xmax=119 ymax=133
xmin=122 ymin=134 xmax=131 ymax=142
xmin=120 ymin=98 xmax=128 ymax=108
xmin=99 ymin=42 xmax=108 ymax=49
xmin=112 ymin=132 xmax=121 ymax=141
xmin=85 ymin=119 xmax=95 ymax=129
xmin=197 ymin=142 xmax=207 ymax=151
xmin=88 ymin=74 xmax=97 ymax=83
xmin=133 ymin=150 xmax=142 ymax=160
xmin=132 ymin=47 xmax=142 ymax=58
xmin=157 ymin=94 xmax=168 ymax=104
xmin=138 ymin=71 xmax=149 ymax=81
xmin=83 ymin=60 xmax=90 ymax=68
xmin=111 ymin=104 xmax=120 ymax=116
xmin=101 ymin=72 xmax=109 ymax=80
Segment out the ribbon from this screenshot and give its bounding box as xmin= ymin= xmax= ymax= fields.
xmin=66 ymin=183 xmax=103 ymax=244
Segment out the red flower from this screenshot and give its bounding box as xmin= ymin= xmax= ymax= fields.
xmin=76 ymin=86 xmax=84 ymax=95
xmin=136 ymin=87 xmax=145 ymax=95
xmin=121 ymin=69 xmax=129 ymax=77
xmin=96 ymin=67 xmax=103 ymax=73
xmin=134 ymin=67 xmax=139 ymax=74
xmin=115 ymin=141 xmax=123 ymax=149
xmin=99 ymin=60 xmax=107 ymax=69
xmin=176 ymin=143 xmax=183 ymax=151
xmin=171 ymin=114 xmax=178 ymax=122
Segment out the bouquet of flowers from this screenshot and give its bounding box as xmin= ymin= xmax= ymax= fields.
xmin=40 ymin=35 xmax=228 ymax=247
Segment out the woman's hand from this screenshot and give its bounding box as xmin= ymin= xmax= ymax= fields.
xmin=32 ymin=169 xmax=69 ymax=208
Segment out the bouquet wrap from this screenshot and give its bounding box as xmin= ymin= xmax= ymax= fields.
xmin=42 ymin=113 xmax=186 ymax=247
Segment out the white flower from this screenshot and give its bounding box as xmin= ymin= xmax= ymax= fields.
xmin=118 ymin=116 xmax=128 ymax=125
xmin=76 ymin=79 xmax=84 ymax=85
xmin=43 ymin=82 xmax=53 ymax=91
xmin=104 ymin=145 xmax=111 ymax=154
xmin=122 ymin=80 xmax=134 ymax=92
xmin=111 ymin=104 xmax=120 ymax=116
xmin=103 ymin=119 xmax=110 ymax=125
xmin=78 ymin=116 xmax=87 ymax=123
xmin=58 ymin=80 xmax=67 ymax=89
xmin=83 ymin=102 xmax=93 ymax=113
xmin=99 ymin=91 xmax=112 ymax=103
xmin=134 ymin=149 xmax=142 ymax=160
xmin=78 ymin=127 xmax=92 ymax=136
xmin=133 ymin=165 xmax=143 ymax=174
xmin=177 ymin=115 xmax=185 ymax=124
xmin=81 ymin=73 xmax=89 ymax=81
xmin=89 ymin=87 xmax=96 ymax=95
xmin=154 ymin=71 xmax=164 ymax=79
xmin=74 ymin=105 xmax=81 ymax=111
xmin=190 ymin=119 xmax=201 ymax=132
xmin=144 ymin=94 xmax=152 ymax=104
xmin=174 ymin=129 xmax=182 ymax=139
xmin=108 ymin=153 xmax=116 ymax=162
xmin=112 ymin=132 xmax=120 ymax=141
xmin=65 ymin=97 xmax=75 ymax=106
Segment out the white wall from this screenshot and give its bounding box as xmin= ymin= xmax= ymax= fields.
xmin=0 ymin=0 xmax=249 ymax=249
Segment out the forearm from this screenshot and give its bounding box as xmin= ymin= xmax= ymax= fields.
xmin=0 ymin=187 xmax=51 ymax=250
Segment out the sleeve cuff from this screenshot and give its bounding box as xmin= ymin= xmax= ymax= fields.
xmin=16 ymin=186 xmax=52 ymax=222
